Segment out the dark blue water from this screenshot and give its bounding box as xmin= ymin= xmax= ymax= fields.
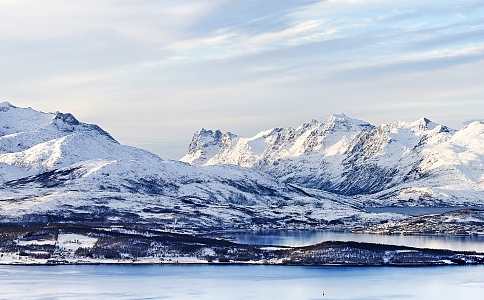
xmin=0 ymin=264 xmax=483 ymax=299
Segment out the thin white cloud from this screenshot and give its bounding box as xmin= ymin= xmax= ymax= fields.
xmin=332 ymin=44 xmax=484 ymax=75
xmin=248 ymin=19 xmax=325 ymax=45
xmin=166 ymin=31 xmax=237 ymax=52
xmin=157 ymin=0 xmax=437 ymax=63
xmin=0 ymin=0 xmax=219 ymax=43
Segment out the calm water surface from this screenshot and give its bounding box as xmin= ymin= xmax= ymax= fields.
xmin=2 ymin=230 xmax=483 ymax=299
xmin=206 ymin=230 xmax=484 ymax=252
xmin=0 ymin=264 xmax=483 ymax=300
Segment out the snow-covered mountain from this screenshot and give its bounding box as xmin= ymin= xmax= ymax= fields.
xmin=182 ymin=114 xmax=484 ymax=207
xmin=183 ymin=114 xmax=373 ymax=167
xmin=0 ymin=103 xmax=394 ymax=231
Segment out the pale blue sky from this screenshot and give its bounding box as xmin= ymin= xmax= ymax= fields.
xmin=1 ymin=0 xmax=483 ymax=159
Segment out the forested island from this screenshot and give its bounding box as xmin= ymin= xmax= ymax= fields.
xmin=1 ymin=224 xmax=483 ymax=266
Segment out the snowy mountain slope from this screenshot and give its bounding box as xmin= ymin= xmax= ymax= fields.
xmin=1 ymin=161 xmax=397 ymax=231
xmin=0 ymin=102 xmax=116 ymax=154
xmin=182 ymin=114 xmax=374 ymax=167
xmin=0 ymin=103 xmax=396 ymax=230
xmin=182 ymin=115 xmax=484 ymax=206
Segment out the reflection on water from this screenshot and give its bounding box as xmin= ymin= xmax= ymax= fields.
xmin=0 ymin=264 xmax=483 ymax=300
xmin=206 ymin=230 xmax=484 ymax=252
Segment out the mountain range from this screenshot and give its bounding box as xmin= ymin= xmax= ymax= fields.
xmin=1 ymin=102 xmax=394 ymax=231
xmin=182 ymin=114 xmax=484 ymax=207
xmin=1 ymin=102 xmax=483 ymax=232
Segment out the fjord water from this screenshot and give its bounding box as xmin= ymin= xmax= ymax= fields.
xmin=0 ymin=264 xmax=483 ymax=299
xmin=206 ymin=230 xmax=484 ymax=252
xmin=2 ymin=231 xmax=483 ymax=299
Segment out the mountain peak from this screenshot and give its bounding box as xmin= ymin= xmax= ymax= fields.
xmin=323 ymin=114 xmax=373 ymax=133
xmin=54 ymin=112 xmax=80 ymax=126
xmin=331 ymin=113 xmax=348 ymax=119
xmin=183 ymin=128 xmax=236 ymax=161
xmin=409 ymin=117 xmax=439 ymax=132
xmin=198 ymin=128 xmax=223 ymax=140
xmin=0 ymin=101 xmax=14 ymax=107
xmin=0 ymin=103 xmax=119 ymax=154
xmin=0 ymin=101 xmax=16 ymax=112
xmin=328 ymin=114 xmax=371 ymax=126
xmin=417 ymin=117 xmax=434 ymax=126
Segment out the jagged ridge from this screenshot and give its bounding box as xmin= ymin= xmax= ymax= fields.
xmin=182 ymin=114 xmax=484 ymax=207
